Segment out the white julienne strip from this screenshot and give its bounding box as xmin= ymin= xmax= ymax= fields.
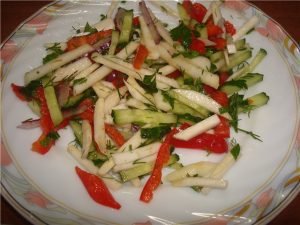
xmin=174 ymin=114 xmax=220 ymax=141
xmin=73 ymin=41 xmax=139 ymax=95
xmin=106 ymin=0 xmax=119 ymax=18
xmin=153 ymin=90 xmax=172 ymax=112
xmin=139 ymin=16 xmax=160 ymax=60
xmin=98 ymin=130 xmax=147 ymax=175
xmin=124 ymin=80 xmax=154 ymax=105
xmin=112 ymin=142 xmax=161 ymax=165
xmin=72 ymin=63 xmax=100 ymax=85
xmin=94 ymin=98 xmax=106 ymax=154
xmin=81 ymin=120 xmax=92 ymax=159
xmin=202 ymin=152 xmax=240 ymax=194
xmin=127 ymin=77 xmax=155 ymax=103
xmin=131 ymin=178 xmax=142 ymax=187
xmin=113 ymin=153 xmax=157 ymax=172
xmin=25 ymin=44 xmax=94 ymax=84
xmin=158 ymin=65 xmax=177 ymax=76
xmin=104 ymin=86 xmax=128 ymax=114
xmin=92 ymin=81 xmax=114 ymax=98
xmin=157 ymin=44 xmax=219 ymax=89
xmin=53 ymin=57 xmax=92 ymax=82
xmin=149 ymin=0 xmax=179 ymax=17
xmin=202 ymin=1 xmax=223 ymax=23
xmin=232 ymin=15 xmax=259 ymax=42
xmin=68 ymin=144 xmax=98 ymax=174
xmin=93 ymin=18 xmax=115 ymax=31
xmin=171 ymin=177 xmax=228 ymax=189
xmin=126 ymin=98 xmax=148 ymax=110
xmin=91 ymin=53 xmax=142 ymax=80
xmin=188 ymin=56 xmax=211 ymax=71
xmin=166 ymin=161 xmax=217 ymax=182
xmin=172 ymin=89 xmax=231 ymax=120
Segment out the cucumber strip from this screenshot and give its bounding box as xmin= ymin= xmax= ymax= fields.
xmin=70 ymin=120 xmax=83 ymax=144
xmin=81 ymin=120 xmax=92 ymax=158
xmin=112 ymin=109 xmax=177 ymax=125
xmin=232 ymin=15 xmax=259 ymax=42
xmin=195 ymin=24 xmax=208 ymax=39
xmin=177 ymin=3 xmax=190 ymax=26
xmin=118 ymin=9 xmax=133 ymax=44
xmin=239 ymin=92 xmax=269 ymax=113
xmin=219 ymin=50 xmax=252 ymax=72
xmin=220 ymin=73 xmax=264 ymax=95
xmin=108 ymin=30 xmax=120 ymax=55
xmin=167 ymin=90 xmax=209 ymax=119
xmin=119 ymin=154 xmax=179 ymax=182
xmin=28 ymin=100 xmax=41 ymax=116
xmin=172 ymin=100 xmax=205 ymax=118
xmin=228 ymin=48 xmax=267 ymax=81
xmin=42 ymin=78 xmax=63 ymax=126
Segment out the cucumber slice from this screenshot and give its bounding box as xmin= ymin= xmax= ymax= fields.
xmin=220 ymin=73 xmax=264 ymax=95
xmin=42 ymin=78 xmax=63 ymax=126
xmin=118 ymin=9 xmax=133 ymax=44
xmin=239 ymin=92 xmax=269 ymax=113
xmin=220 ymin=50 xmax=252 ymax=72
xmin=119 ymin=154 xmax=180 ymax=182
xmin=177 ymin=3 xmax=190 ymax=26
xmin=112 ymin=109 xmax=177 ymax=125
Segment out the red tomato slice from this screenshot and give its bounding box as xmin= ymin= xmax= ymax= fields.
xmin=219 ymin=72 xmax=229 ymax=86
xmin=11 ymin=83 xmax=27 ymax=101
xmin=203 ymin=85 xmax=229 ymax=107
xmin=133 ymin=16 xmax=140 ymax=27
xmin=166 ymin=70 xmax=182 ymax=79
xmin=206 ymin=20 xmax=223 ymax=37
xmin=191 ymin=3 xmax=207 ymax=23
xmin=224 ymin=20 xmax=236 ymax=36
xmin=211 ymin=37 xmax=227 ymax=50
xmin=190 ymin=38 xmax=206 ymax=54
xmin=214 ymin=116 xmax=230 ymax=138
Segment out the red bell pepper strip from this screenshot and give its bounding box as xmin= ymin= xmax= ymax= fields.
xmin=105 ymin=123 xmax=126 ymax=147
xmin=140 ymin=129 xmax=177 ymax=203
xmin=133 ymin=44 xmax=149 ymax=69
xmin=66 ymin=29 xmax=112 ymax=51
xmin=170 ymin=133 xmax=228 ymax=154
xmin=166 ymin=70 xmax=182 ymax=79
xmin=203 ymin=85 xmax=229 ymax=107
xmin=133 ymin=16 xmax=140 ymax=27
xmin=219 ymin=72 xmax=229 ymax=86
xmin=11 ymin=83 xmax=27 ymax=101
xmin=75 ymin=166 xmax=121 ymax=209
xmin=32 ymin=132 xmax=55 ymax=155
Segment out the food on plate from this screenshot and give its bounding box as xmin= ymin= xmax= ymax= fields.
xmin=12 ymin=0 xmax=269 ymax=209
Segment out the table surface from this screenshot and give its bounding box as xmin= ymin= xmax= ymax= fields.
xmin=1 ymin=1 xmax=299 ymax=225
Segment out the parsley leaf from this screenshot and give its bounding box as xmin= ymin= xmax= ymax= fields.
xmin=40 ymin=131 xmax=60 ymax=147
xmin=141 ymin=125 xmax=171 ymax=140
xmin=83 ymin=22 xmax=97 ymax=34
xmin=43 ymin=43 xmax=64 ymax=64
xmin=170 ymin=22 xmax=192 ymax=49
xmin=161 ymin=91 xmax=175 ymax=108
xmin=230 ymin=143 xmax=240 ymax=160
xmin=139 ymin=73 xmax=158 ymax=93
xmin=73 ymin=77 xmax=87 ymax=85
xmin=222 ymin=79 xmax=248 ymax=90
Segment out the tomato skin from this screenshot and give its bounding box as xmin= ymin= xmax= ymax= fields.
xmin=203 ymin=85 xmax=229 ymax=107
xmin=75 ymin=167 xmax=121 ymax=209
xmin=213 ymin=116 xmax=230 ymax=138
xmin=132 ymin=16 xmax=140 ymax=27
xmin=105 ymin=70 xmax=126 ymax=88
xmin=166 ymin=70 xmax=182 ymax=79
xmin=133 ymin=44 xmax=149 ymax=69
xmin=211 ymin=37 xmax=227 ymax=50
xmin=206 ymin=20 xmax=223 ymax=37
xmin=224 ymin=20 xmax=236 ymax=36
xmin=192 ymin=3 xmax=207 ymax=23
xmin=219 ymin=72 xmax=229 ymax=86
xmin=104 ymin=123 xmax=125 ymax=147
xmin=170 ymin=133 xmax=228 ymax=154
xmin=76 ymin=98 xmax=95 ymax=124
xmin=190 ymin=38 xmax=206 ymax=54
xmin=140 ymin=129 xmax=178 ymax=203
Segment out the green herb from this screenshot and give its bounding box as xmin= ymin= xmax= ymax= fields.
xmin=73 ymin=77 xmax=87 ymax=85
xmin=87 ymin=151 xmax=107 ymax=167
xmin=161 ymin=91 xmax=175 ymax=108
xmin=100 ymin=14 xmax=107 ymax=21
xmin=72 ymin=26 xmax=81 ymax=34
xmin=40 ymin=131 xmax=60 ymax=147
xmin=210 ymin=63 xmax=217 ymax=73
xmin=160 ymin=5 xmax=167 ymax=13
xmin=21 ymin=80 xmax=42 ymax=99
xmin=121 ymin=0 xmax=127 ymax=3
xmin=170 ymin=22 xmax=192 ymax=49
xmin=141 ymin=125 xmax=171 ymax=140
xmin=177 ymin=113 xmax=202 ymax=124
xmin=43 ymin=43 xmax=64 ymax=64
xmin=83 ymin=22 xmax=97 ymax=34
xmin=106 ymin=140 xmax=117 ymax=151
xmin=179 ymin=50 xmax=200 ymax=59
xmin=140 ymin=73 xmax=158 ymax=93
xmin=237 ymin=128 xmax=262 ymax=141
xmin=230 ymin=143 xmax=240 ymax=160
xmin=246 ymin=28 xmax=255 ymax=35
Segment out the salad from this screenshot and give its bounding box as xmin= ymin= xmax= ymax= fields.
xmin=11 ymin=0 xmax=269 ymax=209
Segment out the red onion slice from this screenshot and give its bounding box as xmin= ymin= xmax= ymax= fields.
xmin=56 ymin=81 xmax=71 ymax=107
xmin=17 ymin=118 xmax=40 ymax=129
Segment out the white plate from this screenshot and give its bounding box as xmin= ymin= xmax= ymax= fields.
xmin=1 ymin=1 xmax=300 ymax=224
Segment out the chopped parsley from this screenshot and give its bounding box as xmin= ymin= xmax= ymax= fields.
xmin=230 ymin=143 xmax=240 ymax=160
xmin=170 ymin=22 xmax=192 ymax=49
xmin=73 ymin=77 xmax=87 ymax=85
xmin=43 ymin=43 xmax=64 ymax=64
xmin=141 ymin=125 xmax=171 ymax=140
xmin=83 ymin=22 xmax=97 ymax=34
xmin=40 ymin=131 xmax=60 ymax=147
